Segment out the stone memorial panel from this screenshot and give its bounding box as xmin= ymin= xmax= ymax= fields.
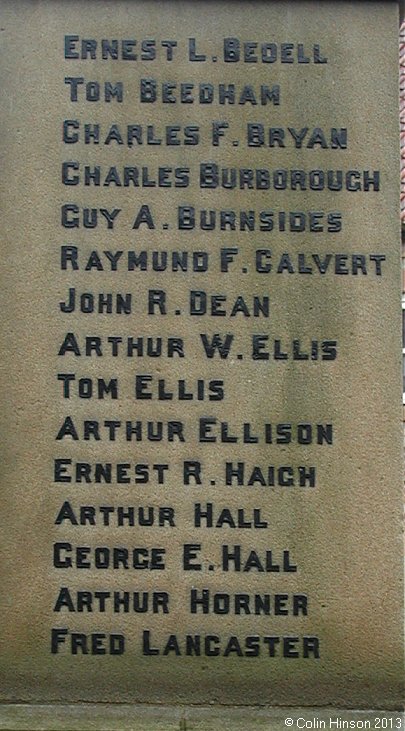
xmin=0 ymin=0 xmax=403 ymax=713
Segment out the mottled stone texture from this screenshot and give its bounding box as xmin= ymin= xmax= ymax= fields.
xmin=0 ymin=705 xmax=404 ymax=731
xmin=0 ymin=0 xmax=402 ymax=714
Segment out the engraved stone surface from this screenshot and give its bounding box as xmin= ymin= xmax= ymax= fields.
xmin=0 ymin=0 xmax=402 ymax=712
